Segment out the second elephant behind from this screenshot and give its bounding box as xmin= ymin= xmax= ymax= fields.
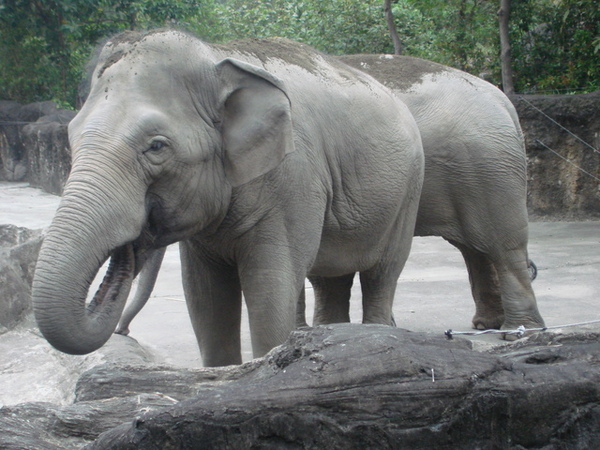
xmin=116 ymin=54 xmax=545 ymax=340
xmin=340 ymin=54 xmax=544 ymax=333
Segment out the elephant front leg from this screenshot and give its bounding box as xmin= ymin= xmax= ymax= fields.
xmin=239 ymin=250 xmax=308 ymax=359
xmin=359 ymin=247 xmax=410 ymax=326
xmin=180 ymin=241 xmax=243 ymax=367
xmin=359 ymin=211 xmax=416 ymax=326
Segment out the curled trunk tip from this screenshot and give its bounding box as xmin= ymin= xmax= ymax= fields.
xmin=33 ymin=244 xmax=136 ymax=355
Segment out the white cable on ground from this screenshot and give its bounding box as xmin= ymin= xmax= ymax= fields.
xmin=445 ymin=319 xmax=600 ymax=339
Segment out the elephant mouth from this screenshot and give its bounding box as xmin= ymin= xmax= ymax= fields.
xmin=86 ymin=243 xmax=135 ymax=314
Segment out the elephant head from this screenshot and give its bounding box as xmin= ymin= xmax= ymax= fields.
xmin=32 ymin=30 xmax=294 ymax=355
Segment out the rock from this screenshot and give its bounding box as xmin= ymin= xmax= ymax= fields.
xmin=22 ymin=117 xmax=73 ymax=195
xmin=0 ymin=225 xmax=43 ymax=330
xmin=0 ymin=330 xmax=156 ymax=408
xmin=0 ymin=395 xmax=178 ymax=450
xmin=1 ymin=325 xmax=598 ymax=449
xmin=0 ymin=101 xmax=73 ymax=190
xmin=0 ymin=341 xmax=250 ymax=449
xmin=0 ymin=101 xmax=28 ymax=182
xmin=511 ymin=91 xmax=600 ymax=219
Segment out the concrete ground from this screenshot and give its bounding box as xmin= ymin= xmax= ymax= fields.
xmin=2 ymin=181 xmax=600 ymax=370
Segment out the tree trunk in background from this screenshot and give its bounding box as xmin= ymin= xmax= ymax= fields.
xmin=384 ymin=0 xmax=403 ymax=55
xmin=498 ymin=0 xmax=515 ymax=94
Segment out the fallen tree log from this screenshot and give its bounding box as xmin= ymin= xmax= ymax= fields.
xmin=91 ymin=325 xmax=599 ymax=449
xmin=1 ymin=324 xmax=599 ymax=449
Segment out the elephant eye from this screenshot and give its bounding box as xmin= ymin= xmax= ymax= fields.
xmin=146 ymin=140 xmax=166 ymax=153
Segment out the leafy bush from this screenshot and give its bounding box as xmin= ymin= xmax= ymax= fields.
xmin=0 ymin=0 xmax=597 ymax=107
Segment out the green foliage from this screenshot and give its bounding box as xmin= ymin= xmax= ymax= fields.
xmin=405 ymin=0 xmax=499 ymax=74
xmin=511 ymin=0 xmax=600 ymax=93
xmin=202 ymin=0 xmax=395 ymax=55
xmin=0 ymin=0 xmax=598 ymax=107
xmin=0 ymin=0 xmax=213 ymax=106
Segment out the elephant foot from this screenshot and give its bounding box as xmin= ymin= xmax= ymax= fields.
xmin=472 ymin=314 xmax=504 ymax=331
xmin=472 ymin=308 xmax=545 ymax=341
xmin=114 ymin=327 xmax=130 ymax=336
xmin=500 ymin=317 xmax=546 ymax=341
xmin=501 ymin=331 xmax=521 ymax=341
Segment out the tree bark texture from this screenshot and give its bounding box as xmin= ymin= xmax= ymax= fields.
xmin=18 ymin=324 xmax=595 ymax=449
xmin=90 ymin=326 xmax=600 ymax=449
xmin=498 ymin=0 xmax=515 ymax=94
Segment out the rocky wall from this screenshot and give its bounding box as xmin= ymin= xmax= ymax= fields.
xmin=0 ymin=101 xmax=74 ymax=195
xmin=0 ymin=225 xmax=43 ymax=332
xmin=22 ymin=117 xmax=73 ymax=195
xmin=511 ymin=91 xmax=600 ymax=219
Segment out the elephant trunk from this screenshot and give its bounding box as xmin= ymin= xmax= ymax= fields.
xmin=32 ymin=171 xmax=144 ymax=355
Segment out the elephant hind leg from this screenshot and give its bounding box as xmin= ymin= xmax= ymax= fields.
xmin=451 ymin=239 xmax=545 ymax=334
xmin=360 ymin=208 xmax=418 ymax=327
xmin=296 ymin=288 xmax=309 ymax=328
xmin=493 ymin=248 xmax=545 ymax=333
xmin=449 ymin=240 xmax=504 ymax=330
xmin=359 ymin=267 xmax=399 ymax=326
xmin=309 ymin=274 xmax=354 ymax=325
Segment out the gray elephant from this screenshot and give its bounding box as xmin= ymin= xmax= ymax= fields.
xmin=115 ymin=54 xmax=545 ymax=340
xmin=339 ymin=54 xmax=544 ymax=334
xmin=31 ymin=30 xmax=424 ymax=367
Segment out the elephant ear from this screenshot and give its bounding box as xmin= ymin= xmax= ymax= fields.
xmin=216 ymin=58 xmax=295 ymax=187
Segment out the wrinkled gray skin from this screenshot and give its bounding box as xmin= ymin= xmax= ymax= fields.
xmin=340 ymin=55 xmax=544 ymax=333
xmin=116 ymin=54 xmax=545 ymax=340
xmin=31 ymin=31 xmax=424 ymax=366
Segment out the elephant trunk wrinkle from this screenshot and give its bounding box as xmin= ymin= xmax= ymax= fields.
xmin=32 ymin=204 xmax=139 ymax=355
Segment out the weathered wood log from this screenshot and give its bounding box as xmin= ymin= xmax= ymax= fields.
xmin=75 ymin=361 xmax=261 ymax=403
xmin=1 ymin=325 xmax=599 ymax=449
xmin=0 ymin=395 xmax=179 ymax=449
xmin=90 ymin=325 xmax=599 ymax=449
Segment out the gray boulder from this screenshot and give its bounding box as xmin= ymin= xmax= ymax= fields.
xmin=0 ymin=101 xmax=28 ymax=181
xmin=0 ymin=101 xmax=73 ymax=191
xmin=0 ymin=225 xmax=43 ymax=332
xmin=22 ymin=115 xmax=73 ymax=195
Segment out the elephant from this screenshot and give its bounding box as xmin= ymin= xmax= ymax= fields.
xmin=114 ymin=246 xmax=166 ymax=336
xmin=114 ymin=54 xmax=546 ymax=340
xmin=31 ymin=30 xmax=424 ymax=367
xmin=338 ymin=54 xmax=544 ymax=334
